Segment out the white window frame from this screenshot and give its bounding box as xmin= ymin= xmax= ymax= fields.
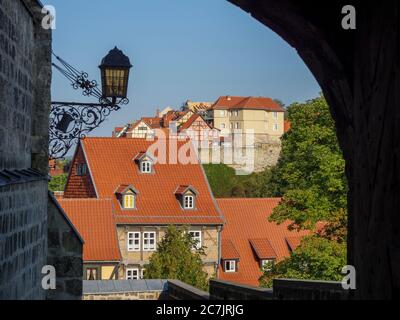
xmin=261 ymin=259 xmax=275 ymax=271
xmin=123 ymin=194 xmax=135 ymax=209
xmin=235 ymin=122 xmax=240 ymax=129
xmin=184 ymin=195 xmax=195 ymax=209
xmin=224 ymin=260 xmax=236 ymax=273
xmin=140 ymin=268 xmax=145 ymax=280
xmin=220 ymin=110 xmax=226 ymax=117
xmin=188 ymin=231 xmax=202 ymax=250
xmin=273 ymin=123 xmax=278 ymax=131
xmin=273 ymin=112 xmax=278 ymax=119
xmin=143 ymin=232 xmax=156 ymax=251
xmin=221 ymin=123 xmax=226 ymax=129
xmin=126 ymin=268 xmax=139 ymax=280
xmin=127 ymin=232 xmax=141 ymax=251
xmin=140 ymin=160 xmax=152 ymax=173
xmin=76 ymin=163 xmax=87 ymax=176
xmin=233 ymin=110 xmax=239 ymax=117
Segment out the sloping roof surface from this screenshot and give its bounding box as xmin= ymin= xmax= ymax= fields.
xmin=212 ymin=96 xmax=284 ymax=112
xmin=58 ymin=198 xmax=121 ymax=262
xmin=81 ymin=138 xmax=223 ymax=225
xmin=218 ymin=198 xmax=309 ymax=286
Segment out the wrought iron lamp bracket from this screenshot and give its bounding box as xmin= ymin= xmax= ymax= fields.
xmin=49 ymin=53 xmax=129 ymax=159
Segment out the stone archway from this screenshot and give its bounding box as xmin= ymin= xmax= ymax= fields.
xmin=228 ymin=0 xmax=400 ymax=299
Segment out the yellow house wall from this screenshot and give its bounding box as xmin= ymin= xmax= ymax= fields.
xmin=116 ymin=225 xmax=220 ymax=280
xmin=213 ymin=109 xmax=284 ymax=136
xmin=101 ymin=266 xmax=116 ymax=280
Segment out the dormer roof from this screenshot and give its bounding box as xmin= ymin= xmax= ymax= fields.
xmin=114 ymin=184 xmax=138 ymax=195
xmin=249 ymin=238 xmax=277 ymax=259
xmin=133 ymin=151 xmax=155 ymax=163
xmin=174 ymin=185 xmax=198 ymax=196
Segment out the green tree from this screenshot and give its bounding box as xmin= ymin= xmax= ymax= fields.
xmin=260 ymin=236 xmax=346 ymax=288
xmin=144 ymin=226 xmax=209 ymax=290
xmin=49 ymin=173 xmax=68 ymax=192
xmin=267 ymin=95 xmax=348 ymax=231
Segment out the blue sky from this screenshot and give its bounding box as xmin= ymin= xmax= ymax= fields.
xmin=50 ymin=0 xmax=320 ymax=138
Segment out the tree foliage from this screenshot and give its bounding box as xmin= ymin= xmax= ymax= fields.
xmin=259 ymin=236 xmax=346 ymax=288
xmin=49 ymin=173 xmax=68 ymax=192
xmin=203 ymin=163 xmax=273 ymax=198
xmin=144 ymin=226 xmax=209 ymax=290
xmin=267 ymin=95 xmax=348 ymax=231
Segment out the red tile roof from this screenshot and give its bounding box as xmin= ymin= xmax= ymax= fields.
xmin=249 ymin=238 xmax=277 ymax=259
xmin=174 ymin=185 xmax=197 ymax=196
xmin=217 ymin=198 xmax=310 ymax=286
xmin=77 ymin=137 xmax=223 ymax=225
xmin=212 ymin=96 xmax=285 ymax=112
xmin=57 ymin=198 xmax=121 ymax=262
xmin=286 ymin=236 xmax=302 ymax=251
xmin=221 ymin=239 xmax=240 ymax=260
xmin=284 ymin=120 xmax=291 ymax=133
xmin=179 ymin=114 xmax=213 ymax=131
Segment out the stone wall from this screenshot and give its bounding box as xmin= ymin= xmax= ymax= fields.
xmin=0 ymin=0 xmax=52 ymax=300
xmin=272 ymin=279 xmax=349 ymax=300
xmin=167 ymin=280 xmax=209 ymax=300
xmin=209 ymin=280 xmax=273 ymax=300
xmin=47 ymin=193 xmax=83 ymax=300
xmin=0 ymin=180 xmax=48 ymax=299
xmin=198 ymin=134 xmax=282 ymax=173
xmin=82 ymin=280 xmax=168 ymax=300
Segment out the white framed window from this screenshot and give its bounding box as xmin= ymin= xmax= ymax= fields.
xmin=140 ymin=268 xmax=145 ymax=280
xmin=273 ymin=123 xmax=278 ymax=131
xmin=224 ymin=260 xmax=236 ymax=273
xmin=221 ymin=123 xmax=226 ymax=129
xmin=235 ymin=122 xmax=240 ymax=129
xmin=127 ymin=232 xmax=141 ymax=251
xmin=188 ymin=231 xmax=202 ymax=250
xmin=126 ymin=268 xmax=139 ymax=280
xmin=233 ymin=110 xmax=239 ymax=117
xmin=230 ymin=122 xmax=233 ymax=129
xmin=123 ymin=194 xmax=135 ymax=209
xmin=273 ymin=112 xmax=278 ymax=119
xmin=76 ymin=163 xmax=87 ymax=176
xmin=261 ymin=259 xmax=275 ymax=271
xmin=140 ymin=160 xmax=152 ymax=173
xmin=220 ymin=110 xmax=226 ymax=117
xmin=184 ymin=195 xmax=195 ymax=209
xmin=143 ymin=232 xmax=156 ymax=251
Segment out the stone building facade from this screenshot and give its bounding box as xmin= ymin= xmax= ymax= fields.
xmin=0 ymin=0 xmax=51 ymax=300
xmin=0 ymin=0 xmax=83 ymax=300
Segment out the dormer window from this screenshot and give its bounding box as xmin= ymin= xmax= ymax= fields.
xmin=123 ymin=194 xmax=135 ymax=209
xmin=140 ymin=161 xmax=152 ymax=173
xmin=134 ymin=152 xmax=154 ymax=174
xmin=224 ymin=260 xmax=236 ymax=273
xmin=115 ymin=185 xmax=138 ymax=210
xmin=175 ymin=185 xmax=197 ymax=210
xmin=261 ymin=259 xmax=275 ymax=271
xmin=184 ymin=195 xmax=194 ymax=209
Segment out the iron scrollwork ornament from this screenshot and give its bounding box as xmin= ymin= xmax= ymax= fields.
xmin=49 ymin=52 xmax=129 ymax=159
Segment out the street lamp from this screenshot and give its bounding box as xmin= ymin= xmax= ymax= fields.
xmin=99 ymin=47 xmax=132 ymax=103
xmin=49 ymin=47 xmax=132 ymax=159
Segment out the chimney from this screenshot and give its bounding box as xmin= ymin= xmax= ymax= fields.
xmin=156 ymin=108 xmax=161 ymax=118
xmin=227 ymin=96 xmax=232 ymax=101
